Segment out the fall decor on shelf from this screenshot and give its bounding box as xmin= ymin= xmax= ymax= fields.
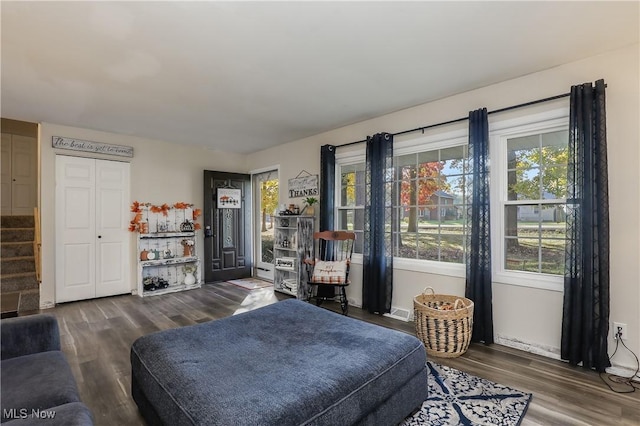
xmin=129 ymin=201 xmax=202 ymax=232
xmin=181 ymin=239 xmax=195 ymax=256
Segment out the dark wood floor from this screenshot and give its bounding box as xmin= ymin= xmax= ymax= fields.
xmin=44 ymin=283 xmax=639 ymax=426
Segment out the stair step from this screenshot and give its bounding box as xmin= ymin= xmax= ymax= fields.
xmin=1 ymin=241 xmax=34 ymax=258
xmin=18 ymin=289 xmax=40 ymax=313
xmin=1 ymin=257 xmax=36 ymax=274
xmin=1 ymin=272 xmax=39 ymax=292
xmin=0 ymin=228 xmax=35 ymax=243
xmin=1 ymin=215 xmax=35 ymax=228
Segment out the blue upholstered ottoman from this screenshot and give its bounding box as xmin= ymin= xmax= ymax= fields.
xmin=131 ymin=299 xmax=427 ymax=426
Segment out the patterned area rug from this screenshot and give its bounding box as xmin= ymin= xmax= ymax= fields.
xmin=402 ymin=362 xmax=532 ymax=426
xmin=226 ymin=278 xmax=273 ymax=290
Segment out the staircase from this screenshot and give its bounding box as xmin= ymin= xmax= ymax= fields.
xmin=1 ymin=215 xmax=39 ymax=313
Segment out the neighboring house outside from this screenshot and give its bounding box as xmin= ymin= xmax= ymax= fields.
xmin=517 ymin=192 xmax=565 ymax=222
xmin=417 ymin=191 xmax=458 ymax=221
xmin=517 ymin=205 xmax=558 ymax=222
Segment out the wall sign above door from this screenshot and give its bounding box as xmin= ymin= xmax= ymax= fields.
xmin=52 ymin=136 xmax=134 ymax=158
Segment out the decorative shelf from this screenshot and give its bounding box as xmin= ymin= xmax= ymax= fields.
xmin=141 ymin=282 xmax=201 ymax=297
xmin=139 ymin=232 xmax=195 ymax=239
xmin=273 ymin=215 xmax=314 ymax=300
xmin=140 ymin=256 xmax=199 ymax=267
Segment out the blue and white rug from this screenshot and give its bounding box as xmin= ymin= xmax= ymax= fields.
xmin=402 ymin=362 xmax=532 ymax=426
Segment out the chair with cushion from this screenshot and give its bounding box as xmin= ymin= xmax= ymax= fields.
xmin=305 ymin=230 xmax=355 ymax=315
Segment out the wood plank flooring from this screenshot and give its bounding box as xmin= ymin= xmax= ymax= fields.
xmin=42 ymin=283 xmax=639 ymax=425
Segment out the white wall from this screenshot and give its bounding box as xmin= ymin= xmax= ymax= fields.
xmin=247 ymin=44 xmax=640 ymax=371
xmin=39 ymin=123 xmax=246 ymax=307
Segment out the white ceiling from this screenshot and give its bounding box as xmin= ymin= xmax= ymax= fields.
xmin=1 ymin=1 xmax=638 ymax=154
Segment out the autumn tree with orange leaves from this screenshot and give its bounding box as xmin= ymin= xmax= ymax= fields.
xmin=400 ymin=162 xmax=449 ymax=232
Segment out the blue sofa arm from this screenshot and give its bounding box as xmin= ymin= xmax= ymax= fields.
xmin=1 ymin=314 xmax=61 ymax=360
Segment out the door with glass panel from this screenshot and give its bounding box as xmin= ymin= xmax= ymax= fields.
xmin=253 ymin=170 xmax=278 ymax=280
xmin=203 ymin=171 xmax=252 ymax=283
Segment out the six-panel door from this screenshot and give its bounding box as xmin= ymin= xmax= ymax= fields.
xmin=55 ymin=155 xmax=130 ymax=303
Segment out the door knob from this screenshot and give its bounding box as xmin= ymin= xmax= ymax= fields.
xmin=98 ymin=235 xmax=102 ymax=238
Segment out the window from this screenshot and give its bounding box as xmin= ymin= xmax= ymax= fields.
xmin=392 ymin=145 xmax=469 ymax=264
xmin=337 ymin=160 xmax=365 ymax=254
xmin=491 ymin=110 xmax=569 ymax=290
xmin=334 ymin=109 xmax=569 ymax=289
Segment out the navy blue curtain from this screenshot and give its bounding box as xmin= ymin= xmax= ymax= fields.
xmin=363 ymin=133 xmax=394 ymax=314
xmin=561 ymin=79 xmax=610 ymax=372
xmin=465 ymin=108 xmax=494 ymax=344
xmin=320 ymin=145 xmax=336 ymax=232
xmin=318 ymin=145 xmax=337 ymax=298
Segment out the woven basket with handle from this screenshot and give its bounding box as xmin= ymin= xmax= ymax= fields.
xmin=413 ymin=287 xmax=474 ymax=358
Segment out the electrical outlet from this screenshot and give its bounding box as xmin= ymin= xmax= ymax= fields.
xmin=613 ymin=322 xmax=628 ymax=340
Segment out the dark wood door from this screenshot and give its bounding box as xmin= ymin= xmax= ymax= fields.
xmin=203 ymin=171 xmax=252 ymax=282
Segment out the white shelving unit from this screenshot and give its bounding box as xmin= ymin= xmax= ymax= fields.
xmin=273 ymin=215 xmax=314 ymax=300
xmin=137 ymin=231 xmax=201 ymax=297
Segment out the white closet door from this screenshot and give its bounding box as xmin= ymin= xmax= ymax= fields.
xmin=11 ymin=135 xmax=37 ymax=215
xmin=56 ymin=156 xmax=97 ymax=302
xmin=1 ymin=134 xmax=12 ymax=215
xmin=0 ymin=133 xmax=37 ymax=215
xmin=95 ymin=160 xmax=130 ymax=297
xmin=55 ymin=155 xmax=131 ymax=303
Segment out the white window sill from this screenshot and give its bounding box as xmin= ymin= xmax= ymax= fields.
xmin=492 ymin=270 xmax=563 ymax=292
xmin=351 ymin=253 xmax=563 ymax=291
xmin=350 ymin=254 xmax=466 ymax=278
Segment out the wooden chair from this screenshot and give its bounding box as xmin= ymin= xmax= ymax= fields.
xmin=304 ymin=230 xmax=356 ymax=315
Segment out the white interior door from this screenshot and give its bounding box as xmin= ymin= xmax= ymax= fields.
xmin=95 ymin=160 xmax=130 ymax=297
xmin=56 ymin=155 xmax=130 ymax=303
xmin=11 ymin=135 xmax=37 ymax=215
xmin=0 ymin=133 xmax=37 ymax=215
xmin=1 ymin=134 xmax=12 ymax=215
xmin=56 ymin=156 xmax=96 ymax=302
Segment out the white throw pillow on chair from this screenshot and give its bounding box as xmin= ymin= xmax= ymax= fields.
xmin=311 ymin=260 xmax=348 ymax=284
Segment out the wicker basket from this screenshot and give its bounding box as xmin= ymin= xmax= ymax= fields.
xmin=413 ymin=287 xmax=474 ymax=358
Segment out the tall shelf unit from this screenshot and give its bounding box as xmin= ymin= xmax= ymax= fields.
xmin=273 ymin=215 xmax=314 ymax=300
xmin=137 ymin=232 xmax=200 ymax=297
xmin=132 ymin=203 xmax=201 ymax=297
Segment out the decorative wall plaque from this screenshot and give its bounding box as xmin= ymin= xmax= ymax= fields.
xmin=52 ymin=136 xmax=134 ymax=158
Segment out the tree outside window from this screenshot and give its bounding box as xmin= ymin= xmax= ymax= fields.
xmin=504 ymin=130 xmax=568 ymax=275
xmin=393 ymin=145 xmax=469 ymax=263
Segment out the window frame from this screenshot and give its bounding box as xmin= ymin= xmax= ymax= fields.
xmin=333 ymin=107 xmax=570 ymax=290
xmin=489 ymin=108 xmax=569 ymax=292
xmin=393 ymin=130 xmax=469 ymax=276
xmin=335 ymin=130 xmax=469 ymax=277
xmin=335 ymin=151 xmax=366 ymax=264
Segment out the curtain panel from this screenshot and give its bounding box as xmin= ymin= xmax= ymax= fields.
xmin=465 ymin=108 xmax=494 ymax=344
xmin=319 ymin=145 xmax=336 ymax=232
xmin=363 ymin=133 xmax=394 ymax=314
xmin=561 ymin=79 xmax=610 ymax=372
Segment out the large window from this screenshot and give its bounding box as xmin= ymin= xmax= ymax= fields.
xmin=491 ymin=110 xmax=569 ymax=290
xmin=503 ymin=130 xmax=568 ymax=274
xmin=392 ymin=145 xmax=469 ymax=263
xmin=334 ymin=109 xmax=569 ymax=289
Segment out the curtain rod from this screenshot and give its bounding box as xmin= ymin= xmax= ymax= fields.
xmin=335 ymin=91 xmax=572 ymax=149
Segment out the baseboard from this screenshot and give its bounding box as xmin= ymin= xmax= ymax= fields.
xmin=495 ymin=334 xmax=561 ymax=360
xmin=606 ymin=366 xmax=640 ymax=382
xmin=496 ymin=334 xmax=639 ymax=381
xmin=39 ymin=300 xmax=55 ymax=309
